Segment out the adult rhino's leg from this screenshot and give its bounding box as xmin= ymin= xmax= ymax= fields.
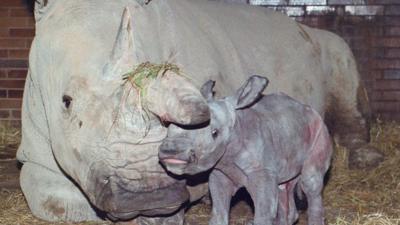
xmin=322 ymin=31 xmax=383 ymax=169
xmin=327 ymin=83 xmax=385 ymax=169
xmin=20 ymin=163 xmax=101 ymax=222
xmin=326 ymin=82 xmax=370 ymax=151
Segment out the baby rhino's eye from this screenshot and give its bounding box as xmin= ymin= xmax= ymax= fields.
xmin=211 ymin=129 xmax=218 ymax=139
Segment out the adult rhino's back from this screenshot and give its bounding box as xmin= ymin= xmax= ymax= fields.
xmin=167 ymin=0 xmax=333 ymax=113
xmin=171 ymin=0 xmax=371 ymax=166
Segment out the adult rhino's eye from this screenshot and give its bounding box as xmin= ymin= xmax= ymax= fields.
xmin=62 ymin=95 xmax=72 ymax=109
xmin=211 ymin=129 xmax=218 ymax=139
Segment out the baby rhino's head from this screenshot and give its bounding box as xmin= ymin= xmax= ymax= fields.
xmin=158 ymin=75 xmax=268 ymax=175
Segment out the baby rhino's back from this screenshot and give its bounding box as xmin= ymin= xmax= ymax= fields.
xmin=243 ymin=93 xmax=325 ymax=180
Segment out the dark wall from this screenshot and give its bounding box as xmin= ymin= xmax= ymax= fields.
xmin=250 ymin=0 xmax=400 ymax=121
xmin=0 ymin=0 xmax=35 ymax=124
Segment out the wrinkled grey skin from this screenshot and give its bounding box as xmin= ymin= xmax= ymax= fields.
xmin=159 ymin=76 xmax=333 ymax=225
xmin=19 ymin=0 xmax=210 ymax=223
xmin=18 ymin=0 xmax=369 ymax=223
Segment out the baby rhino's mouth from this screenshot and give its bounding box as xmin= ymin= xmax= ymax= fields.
xmin=159 ymin=155 xmax=190 ymax=175
xmin=159 ymin=149 xmax=197 ymax=166
xmin=158 ymin=149 xmax=198 ymax=175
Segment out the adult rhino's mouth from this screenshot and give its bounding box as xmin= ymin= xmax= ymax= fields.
xmin=108 ymin=204 xmax=181 ymax=221
xmin=85 ymin=149 xmax=189 ymax=220
xmin=98 ymin=179 xmax=188 ymax=219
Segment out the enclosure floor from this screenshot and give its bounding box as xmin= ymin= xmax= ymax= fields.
xmin=1 ymin=122 xmax=400 ymax=225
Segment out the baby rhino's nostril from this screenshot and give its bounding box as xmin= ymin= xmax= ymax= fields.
xmin=159 ymin=141 xmax=181 ymax=156
xmin=189 ymin=149 xmax=197 ymax=163
xmin=161 ymin=148 xmax=181 ymax=155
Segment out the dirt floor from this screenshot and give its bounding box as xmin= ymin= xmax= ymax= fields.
xmin=0 ymin=121 xmax=399 ymax=225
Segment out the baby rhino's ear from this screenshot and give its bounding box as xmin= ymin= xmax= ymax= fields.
xmin=235 ymin=75 xmax=269 ymax=109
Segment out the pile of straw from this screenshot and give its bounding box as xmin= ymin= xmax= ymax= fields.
xmin=331 ymin=213 xmax=400 ymax=225
xmin=0 ymin=122 xmax=20 ymax=155
xmin=0 ymin=189 xmax=111 ymax=225
xmin=0 ymin=121 xmax=399 ymax=225
xmin=323 ymin=121 xmax=400 ymax=223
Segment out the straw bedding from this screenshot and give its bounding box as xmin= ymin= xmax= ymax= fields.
xmin=0 ymin=121 xmax=399 ymax=224
xmin=0 ymin=122 xmax=20 ymax=159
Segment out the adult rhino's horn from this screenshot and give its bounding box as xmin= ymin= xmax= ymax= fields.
xmin=145 ymin=71 xmax=211 ymax=125
xmin=102 ymin=5 xmax=145 ymax=81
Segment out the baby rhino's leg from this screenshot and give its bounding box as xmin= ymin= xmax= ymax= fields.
xmin=301 ymin=122 xmax=333 ymax=225
xmin=247 ymin=170 xmax=278 ymax=225
xmin=276 ymin=178 xmax=299 ymax=225
xmin=209 ymin=170 xmax=237 ymax=225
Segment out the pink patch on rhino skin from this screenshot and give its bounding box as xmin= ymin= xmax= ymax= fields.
xmin=162 ymin=158 xmax=188 ymax=165
xmin=310 ymin=131 xmax=332 ymax=165
xmin=304 ymin=114 xmax=323 ymax=146
xmin=159 ymin=113 xmax=171 ymax=123
xmin=307 ymin=116 xmax=332 ymax=167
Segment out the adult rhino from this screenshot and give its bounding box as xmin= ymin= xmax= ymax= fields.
xmin=18 ymin=0 xmax=374 ymax=223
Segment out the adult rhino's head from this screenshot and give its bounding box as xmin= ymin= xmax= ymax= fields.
xmin=30 ymin=0 xmax=209 ymax=219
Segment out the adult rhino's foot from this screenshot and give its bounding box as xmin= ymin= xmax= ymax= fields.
xmin=338 ymin=134 xmax=384 ymax=169
xmin=335 ymin=124 xmax=384 ymax=169
xmin=348 ymin=144 xmax=384 ymax=170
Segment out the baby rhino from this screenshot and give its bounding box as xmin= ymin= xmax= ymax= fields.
xmin=159 ymin=75 xmax=333 ymax=225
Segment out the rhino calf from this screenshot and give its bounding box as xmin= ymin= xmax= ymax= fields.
xmin=159 ymin=75 xmax=333 ymax=225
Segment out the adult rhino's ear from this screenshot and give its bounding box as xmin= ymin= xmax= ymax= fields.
xmin=234 ymin=75 xmax=269 ymax=109
xmin=200 ymin=80 xmax=216 ymax=101
xmin=136 ymin=0 xmax=152 ymax=5
xmin=102 ymin=5 xmax=145 ymax=81
xmin=34 ymin=0 xmax=55 ymax=21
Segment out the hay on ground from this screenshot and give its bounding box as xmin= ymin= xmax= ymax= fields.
xmin=0 ymin=121 xmax=399 ymax=224
xmin=323 ymin=121 xmax=400 ymax=224
xmin=0 ymin=121 xmax=20 ymax=154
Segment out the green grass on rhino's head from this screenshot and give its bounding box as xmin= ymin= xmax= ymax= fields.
xmin=123 ymin=62 xmax=181 ymax=95
xmin=121 ymin=62 xmax=182 ymax=136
